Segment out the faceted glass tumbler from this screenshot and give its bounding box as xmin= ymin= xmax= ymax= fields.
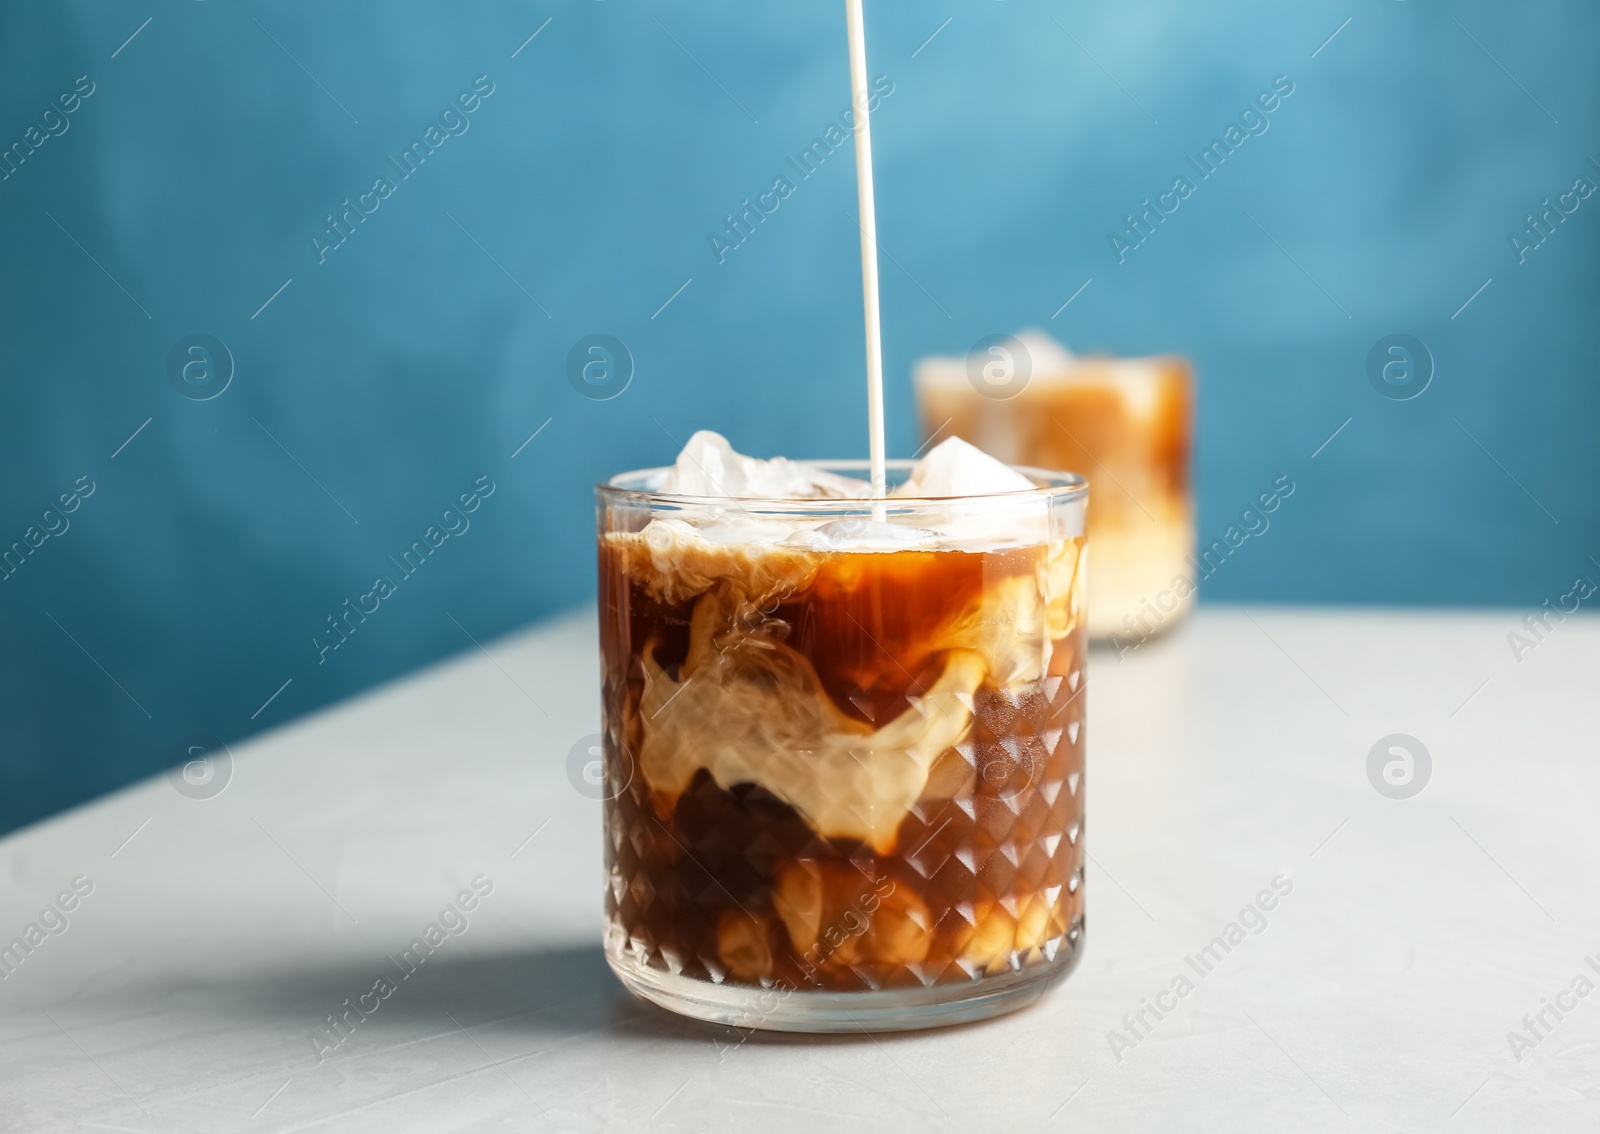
xmin=595 ymin=461 xmax=1087 ymax=1032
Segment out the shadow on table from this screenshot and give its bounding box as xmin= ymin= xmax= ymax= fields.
xmin=209 ymin=943 xmax=643 ymax=1039
xmin=75 ymin=943 xmax=1009 ymax=1052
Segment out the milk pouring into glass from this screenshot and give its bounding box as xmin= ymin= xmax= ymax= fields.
xmin=592 ymin=2 xmax=1089 ymax=1030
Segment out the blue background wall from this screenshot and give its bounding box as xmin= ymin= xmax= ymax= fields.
xmin=2 ymin=0 xmax=1596 ymax=834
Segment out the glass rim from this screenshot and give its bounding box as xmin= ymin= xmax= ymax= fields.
xmin=597 ymin=458 xmax=1087 ymax=510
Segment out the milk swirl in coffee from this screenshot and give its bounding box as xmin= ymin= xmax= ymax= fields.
xmin=598 ymin=434 xmax=1085 ymax=1005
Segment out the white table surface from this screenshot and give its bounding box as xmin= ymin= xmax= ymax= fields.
xmin=2 ymin=605 xmax=1597 ymax=1133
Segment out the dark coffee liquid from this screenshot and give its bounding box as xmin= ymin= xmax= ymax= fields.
xmin=599 ymin=534 xmax=1085 ymax=992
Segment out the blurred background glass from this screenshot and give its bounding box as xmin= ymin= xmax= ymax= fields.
xmin=915 ymin=333 xmax=1195 ymax=641
xmin=2 ymin=0 xmax=1595 ymax=834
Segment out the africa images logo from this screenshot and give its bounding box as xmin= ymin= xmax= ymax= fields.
xmin=966 ymin=335 xmax=1032 ymax=400
xmin=706 ymin=74 xmax=895 ymax=265
xmin=1365 ymin=334 xmax=1432 ymax=401
xmin=567 ymin=733 xmax=634 ymax=801
xmin=309 ymin=76 xmax=496 ymax=264
xmin=166 ymin=735 xmax=233 ymax=800
xmin=566 ymin=334 xmax=633 ymax=401
xmin=1109 ymin=75 xmax=1296 ymax=264
xmin=166 ymin=334 xmax=234 ymax=401
xmin=312 ymin=475 xmax=496 ymax=664
xmin=1366 ymin=734 xmax=1430 ymax=800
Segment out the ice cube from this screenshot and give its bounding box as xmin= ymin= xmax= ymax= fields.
xmin=1016 ymin=329 xmax=1077 ymax=377
xmin=896 ymin=436 xmax=1035 ymax=498
xmin=783 ymin=518 xmax=937 ymax=551
xmin=658 ymin=431 xmax=869 ymax=499
xmin=913 ymin=329 xmax=1076 ymax=390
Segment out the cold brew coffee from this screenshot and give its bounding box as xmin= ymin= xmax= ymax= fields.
xmin=596 ymin=433 xmax=1087 ymax=1031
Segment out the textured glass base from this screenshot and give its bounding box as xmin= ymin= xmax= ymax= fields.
xmin=606 ymin=932 xmax=1083 ymax=1033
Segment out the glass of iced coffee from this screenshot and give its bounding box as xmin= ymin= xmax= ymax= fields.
xmin=915 ymin=333 xmax=1194 ymax=643
xmin=596 ymin=432 xmax=1087 ymax=1031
